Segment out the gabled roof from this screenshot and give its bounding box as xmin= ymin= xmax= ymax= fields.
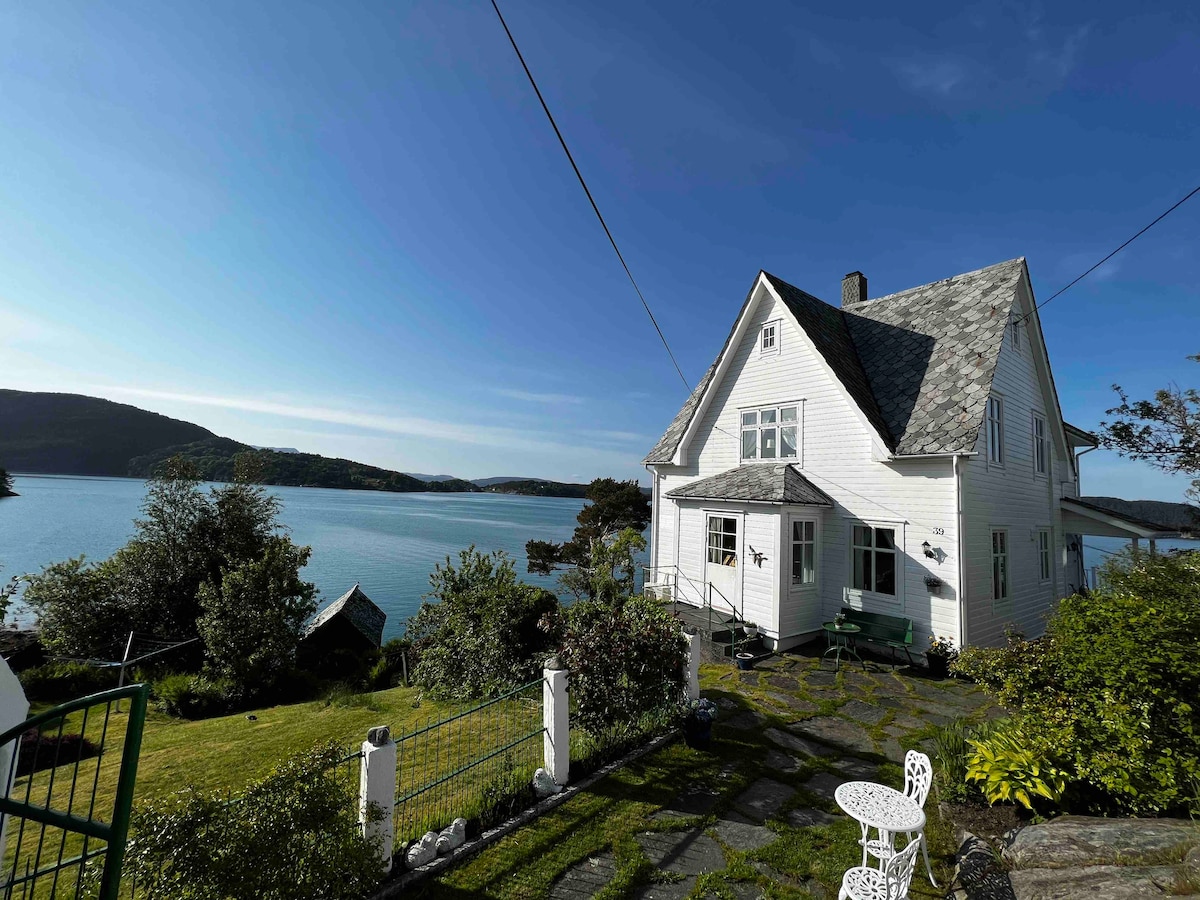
xmin=645 ymin=258 xmax=1028 ymax=463
xmin=304 ymin=583 xmax=387 ymax=647
xmin=1073 ymin=496 xmax=1200 ymax=537
xmin=665 ymin=464 xmax=833 ymax=506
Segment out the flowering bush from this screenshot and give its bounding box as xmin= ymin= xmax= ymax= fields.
xmin=927 ymin=635 xmax=958 ymax=659
xmin=685 ymin=698 xmax=718 ymax=725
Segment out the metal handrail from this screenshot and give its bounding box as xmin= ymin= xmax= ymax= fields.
xmin=645 ymin=564 xmax=749 ymax=656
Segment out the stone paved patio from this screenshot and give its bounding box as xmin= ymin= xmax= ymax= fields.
xmin=535 ymin=642 xmax=999 ymax=899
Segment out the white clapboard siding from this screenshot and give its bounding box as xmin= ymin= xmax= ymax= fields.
xmin=651 ymin=277 xmax=961 ymax=647
xmin=961 ymin=282 xmax=1074 ymax=647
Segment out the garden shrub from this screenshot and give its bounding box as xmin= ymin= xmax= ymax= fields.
xmin=151 ymin=673 xmax=238 ymax=719
xmin=124 ymin=742 xmax=383 ymax=899
xmin=954 ymin=550 xmax=1200 ymax=815
xmin=18 ymin=661 xmax=117 ymax=702
xmin=932 ymin=719 xmax=983 ymax=806
xmin=407 ymin=547 xmax=561 ymax=699
xmin=965 ymin=721 xmax=1068 ymax=811
xmin=17 ymin=730 xmax=101 ymax=777
xmin=556 ymin=593 xmax=686 ymax=737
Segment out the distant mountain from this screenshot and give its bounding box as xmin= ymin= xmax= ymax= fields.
xmin=406 ymin=473 xmax=458 ymax=482
xmin=472 ymin=476 xmax=541 ymax=487
xmin=0 ymin=390 xmax=213 ymax=475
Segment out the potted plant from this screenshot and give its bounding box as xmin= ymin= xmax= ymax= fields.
xmin=683 ymin=698 xmax=718 ymax=749
xmin=743 ymin=621 xmax=758 ymax=639
xmin=923 ymin=575 xmax=943 ymax=595
xmin=834 ymin=610 xmax=847 ymax=629
xmin=735 ymin=651 xmax=755 ymax=670
xmin=926 ymin=634 xmax=959 ymax=678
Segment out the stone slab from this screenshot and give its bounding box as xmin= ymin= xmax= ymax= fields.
xmin=838 ymin=699 xmax=888 ymax=725
xmin=651 ymin=784 xmax=722 ymax=820
xmin=636 ymin=830 xmax=726 ymax=876
xmin=1008 ymin=864 xmax=1185 ymax=899
xmin=630 ymin=879 xmax=697 ymax=900
xmin=806 ymin=670 xmax=836 ymax=687
xmin=723 ymin=710 xmax=767 ymax=731
xmin=713 ymin=811 xmax=777 ymax=852
xmin=802 ymin=771 xmax=846 ymax=802
xmin=737 ymin=671 xmax=760 ymax=687
xmin=766 ymin=673 xmax=801 ymax=691
xmin=786 ymin=807 xmax=839 ymax=828
xmin=789 ymin=716 xmax=877 ymax=755
xmin=732 ymin=777 xmax=796 ymax=823
xmin=764 ymin=749 xmax=801 ymax=774
xmin=1005 ymin=816 xmax=1200 ymax=869
xmin=764 ymin=692 xmax=818 ymax=714
xmin=549 ymin=852 xmax=618 ymax=899
xmin=766 ymin=727 xmax=836 ymax=757
xmin=831 ymin=757 xmax=879 ymax=780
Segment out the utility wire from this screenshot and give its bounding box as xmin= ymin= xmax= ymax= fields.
xmin=488 ymin=0 xmax=690 ymax=391
xmin=1021 ymin=183 xmax=1200 ymax=324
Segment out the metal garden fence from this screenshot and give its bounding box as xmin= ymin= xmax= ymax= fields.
xmin=393 ymin=679 xmax=544 ymax=848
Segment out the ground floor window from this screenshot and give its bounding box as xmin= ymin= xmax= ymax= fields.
xmin=707 ymin=516 xmax=738 ymax=567
xmin=992 ymin=530 xmax=1009 ymax=603
xmin=791 ymin=519 xmax=815 ymax=586
xmin=1037 ymin=529 xmax=1051 ymax=582
xmin=851 ymin=525 xmax=896 ymax=595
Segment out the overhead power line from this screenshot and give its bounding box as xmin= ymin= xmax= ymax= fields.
xmin=1022 ymin=183 xmax=1200 ymax=323
xmin=488 ymin=0 xmax=691 ymax=391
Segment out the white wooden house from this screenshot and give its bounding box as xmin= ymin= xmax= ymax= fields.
xmin=644 ymin=258 xmax=1184 ymax=652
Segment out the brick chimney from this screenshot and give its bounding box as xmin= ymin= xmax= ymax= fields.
xmin=842 ymin=271 xmax=867 ymax=306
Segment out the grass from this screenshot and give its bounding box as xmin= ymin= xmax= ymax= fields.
xmin=416 ymin=656 xmax=979 ymax=899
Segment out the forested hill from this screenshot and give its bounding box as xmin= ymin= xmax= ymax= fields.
xmin=0 ymin=389 xmax=214 ymax=475
xmin=481 ymin=479 xmax=590 ymax=498
xmin=127 ymin=437 xmax=479 ymax=493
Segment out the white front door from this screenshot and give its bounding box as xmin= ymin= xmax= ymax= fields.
xmin=787 ymin=514 xmax=821 ymax=632
xmin=704 ymin=513 xmax=741 ymax=618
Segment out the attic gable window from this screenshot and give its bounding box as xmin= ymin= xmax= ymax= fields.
xmin=760 ymin=321 xmax=779 ymax=355
xmin=1010 ymin=317 xmax=1022 ymax=352
xmin=741 ymin=404 xmax=799 ymax=461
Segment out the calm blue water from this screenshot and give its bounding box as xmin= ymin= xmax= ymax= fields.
xmin=0 ymin=474 xmax=588 ymax=640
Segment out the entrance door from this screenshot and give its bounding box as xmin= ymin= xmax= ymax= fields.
xmin=787 ymin=514 xmax=821 ymax=632
xmin=704 ymin=513 xmax=741 ymax=618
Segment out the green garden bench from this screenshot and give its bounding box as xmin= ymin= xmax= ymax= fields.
xmin=838 ymin=608 xmax=915 ymax=669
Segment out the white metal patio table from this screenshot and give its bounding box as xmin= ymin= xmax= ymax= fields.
xmin=834 ymin=780 xmax=937 ymax=887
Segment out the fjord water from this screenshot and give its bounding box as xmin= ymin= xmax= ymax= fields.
xmin=0 ymin=474 xmax=585 ymax=640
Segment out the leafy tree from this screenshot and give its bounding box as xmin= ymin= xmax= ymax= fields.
xmin=197 ymin=537 xmax=317 ymax=694
xmin=954 ymin=550 xmax=1200 ymax=815
xmin=526 ymin=478 xmax=651 ymax=600
xmin=407 ymin=547 xmax=561 ymax=699
xmin=23 ymin=455 xmax=315 ymax=701
xmin=1100 ymin=353 xmax=1200 ymax=501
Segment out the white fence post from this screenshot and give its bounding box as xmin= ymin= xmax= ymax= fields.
xmin=543 ymin=657 xmax=569 ymax=787
xmin=360 ymin=725 xmax=397 ymax=873
xmin=0 ymin=657 xmax=29 ymax=859
xmin=684 ymin=629 xmax=701 ymax=701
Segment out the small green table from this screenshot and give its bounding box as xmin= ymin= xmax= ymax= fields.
xmin=822 ymin=622 xmax=865 ymax=671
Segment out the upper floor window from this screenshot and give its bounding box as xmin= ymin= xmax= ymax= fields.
xmin=741 ymin=404 xmax=799 ymax=461
xmin=760 ymin=321 xmax=779 ymax=355
xmin=852 ymin=525 xmax=896 ymax=596
xmin=987 ymin=395 xmax=1005 ymax=465
xmin=1032 ymin=413 xmax=1047 ymax=475
xmin=1010 ymin=316 xmax=1022 ymax=351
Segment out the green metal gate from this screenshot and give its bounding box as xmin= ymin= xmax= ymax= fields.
xmin=0 ymin=684 xmax=148 ymax=899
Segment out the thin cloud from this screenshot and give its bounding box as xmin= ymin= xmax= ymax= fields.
xmin=492 ymin=388 xmax=585 ymax=405
xmin=895 ymin=57 xmax=970 ymax=96
xmin=579 ymin=429 xmax=649 ymax=443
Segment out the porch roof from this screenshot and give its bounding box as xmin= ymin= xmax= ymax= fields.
xmin=665 ymin=464 xmax=833 ymax=506
xmin=1062 ymin=496 xmax=1200 ymax=540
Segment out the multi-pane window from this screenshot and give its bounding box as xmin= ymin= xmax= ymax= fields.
xmin=987 ymin=396 xmax=1005 ymax=465
xmin=741 ymin=405 xmax=799 ymax=461
xmin=992 ymin=530 xmax=1009 ymax=602
xmin=707 ymin=516 xmax=738 ymax=568
xmin=761 ymin=322 xmax=777 ymax=353
xmin=1038 ymin=529 xmax=1052 ymax=582
xmin=851 ymin=525 xmax=896 ymax=596
xmin=1032 ymin=414 xmax=1047 ymax=475
xmin=791 ymin=520 xmax=815 ymax=586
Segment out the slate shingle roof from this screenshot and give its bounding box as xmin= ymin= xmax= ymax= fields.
xmin=1072 ymin=496 xmax=1200 ymax=536
xmin=305 ymin=583 xmax=387 ymax=647
xmin=665 ymin=464 xmax=833 ymax=505
xmin=644 ymin=258 xmax=1027 ymax=462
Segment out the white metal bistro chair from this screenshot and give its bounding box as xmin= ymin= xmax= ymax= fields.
xmin=861 ymin=750 xmax=935 ymax=886
xmin=839 ymin=833 xmax=922 ymax=900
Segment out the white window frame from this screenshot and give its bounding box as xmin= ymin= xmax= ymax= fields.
xmin=987 ymin=394 xmax=1005 ymax=467
xmin=1010 ymin=316 xmax=1022 ymax=352
xmin=706 ymin=514 xmax=739 ymax=568
xmin=1032 ymin=412 xmax=1048 ymax=477
xmin=760 ymin=320 xmax=780 ymax=356
xmin=991 ymin=529 xmax=1010 ymax=609
xmin=740 ymin=402 xmax=802 ymax=464
xmin=789 ymin=517 xmax=817 ymax=589
xmin=846 ymin=520 xmax=904 ymax=606
xmin=1037 ymin=528 xmax=1052 ymax=583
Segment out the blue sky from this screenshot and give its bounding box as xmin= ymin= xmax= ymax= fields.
xmin=1 ymin=1 xmax=1197 ymax=496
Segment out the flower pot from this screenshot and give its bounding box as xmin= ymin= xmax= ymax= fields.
xmin=683 ymin=716 xmax=712 ymax=750
xmin=744 ymin=626 xmax=758 ymax=639
xmin=926 ymin=652 xmax=950 ymax=679
xmin=735 ymin=652 xmax=755 ymax=671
